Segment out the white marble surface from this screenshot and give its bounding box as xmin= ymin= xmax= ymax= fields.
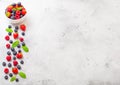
xmin=0 ymin=0 xmax=120 ymax=85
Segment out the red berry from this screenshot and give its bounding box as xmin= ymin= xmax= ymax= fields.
xmin=7 ymin=6 xmax=13 ymax=12
xmin=12 ymin=68 xmax=18 ymax=74
xmin=20 ymin=24 xmax=26 ymax=31
xmin=13 ymin=33 xmax=19 ymax=39
xmin=16 ymin=10 xmax=21 ymax=15
xmin=22 ymin=9 xmax=26 ymax=15
xmin=15 ymin=15 xmax=20 ymax=19
xmin=6 ymin=55 xmax=11 ymax=61
xmin=5 ymin=36 xmax=10 ymax=41
xmin=19 ymin=37 xmax=24 ymax=42
xmin=16 ymin=53 xmax=23 ymax=59
xmin=6 ymin=44 xmax=10 ymax=49
xmin=4 ymin=68 xmax=9 ymax=74
xmin=13 ymin=60 xmax=18 ymax=66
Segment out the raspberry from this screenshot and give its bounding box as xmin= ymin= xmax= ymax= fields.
xmin=6 ymin=55 xmax=11 ymax=61
xmin=13 ymin=60 xmax=18 ymax=66
xmin=6 ymin=44 xmax=10 ymax=49
xmin=5 ymin=36 xmax=10 ymax=41
xmin=4 ymin=68 xmax=9 ymax=74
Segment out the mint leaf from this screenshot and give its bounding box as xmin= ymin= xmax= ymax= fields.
xmin=12 ymin=40 xmax=19 ymax=48
xmin=19 ymin=72 xmax=26 ymax=79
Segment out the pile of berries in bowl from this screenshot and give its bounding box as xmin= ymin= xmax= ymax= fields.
xmin=5 ymin=2 xmax=27 ymax=24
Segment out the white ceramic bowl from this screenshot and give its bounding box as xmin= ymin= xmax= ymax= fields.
xmin=6 ymin=14 xmax=26 ymax=25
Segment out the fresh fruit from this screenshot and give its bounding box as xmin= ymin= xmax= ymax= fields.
xmin=6 ymin=44 xmax=10 ymax=49
xmin=20 ymin=24 xmax=26 ymax=31
xmin=8 ymin=25 xmax=12 ymax=28
xmin=9 ymin=73 xmax=13 ymax=77
xmin=16 ymin=78 xmax=19 ymax=82
xmin=13 ymin=56 xmax=16 ymax=60
xmin=2 ymin=62 xmax=6 ymax=66
xmin=13 ymin=33 xmax=18 ymax=39
xmin=6 ymin=55 xmax=11 ymax=61
xmin=9 ymin=40 xmax=13 ymax=44
xmin=19 ymin=37 xmax=24 ymax=42
xmin=5 ymin=2 xmax=27 ymax=20
xmin=21 ymin=32 xmax=25 ymax=36
xmin=12 ymin=67 xmax=18 ymax=74
xmin=4 ymin=68 xmax=9 ymax=74
xmin=22 ymin=42 xmax=25 ymax=46
xmin=20 ymin=60 xmax=24 ymax=64
xmin=17 ymin=65 xmax=21 ymax=70
xmin=21 ymin=10 xmax=26 ymax=15
xmin=16 ymin=53 xmax=23 ymax=59
xmin=6 ymin=12 xmax=11 ymax=18
xmin=4 ymin=75 xmax=8 ymax=80
xmin=13 ymin=51 xmax=17 ymax=55
xmin=8 ymin=63 xmax=12 ymax=68
xmin=8 ymin=32 xmax=12 ymax=36
xmin=7 ymin=51 xmax=11 ymax=55
xmin=15 ymin=26 xmax=19 ymax=30
xmin=5 ymin=35 xmax=10 ymax=41
xmin=13 ymin=60 xmax=18 ymax=66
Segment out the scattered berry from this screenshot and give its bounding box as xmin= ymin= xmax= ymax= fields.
xmin=17 ymin=44 xmax=21 ymax=48
xmin=12 ymin=67 xmax=18 ymax=74
xmin=11 ymin=48 xmax=15 ymax=51
xmin=13 ymin=51 xmax=17 ymax=55
xmin=8 ymin=32 xmax=12 ymax=36
xmin=20 ymin=24 xmax=26 ymax=31
xmin=21 ymin=32 xmax=25 ymax=36
xmin=18 ymin=50 xmax=21 ymax=53
xmin=22 ymin=42 xmax=25 ymax=46
xmin=4 ymin=75 xmax=8 ymax=80
xmin=6 ymin=55 xmax=11 ymax=61
xmin=13 ymin=56 xmax=16 ymax=60
xmin=19 ymin=37 xmax=24 ymax=42
xmin=13 ymin=33 xmax=19 ymax=39
xmin=4 ymin=68 xmax=9 ymax=74
xmin=13 ymin=60 xmax=18 ymax=66
xmin=6 ymin=44 xmax=10 ymax=49
xmin=9 ymin=40 xmax=13 ymax=44
xmin=8 ymin=25 xmax=12 ymax=28
xmin=2 ymin=62 xmax=6 ymax=67
xmin=8 ymin=63 xmax=12 ymax=68
xmin=7 ymin=51 xmax=11 ymax=55
xmin=16 ymin=78 xmax=19 ymax=82
xmin=16 ymin=53 xmax=23 ymax=59
xmin=17 ymin=65 xmax=21 ymax=70
xmin=5 ymin=36 xmax=10 ymax=41
xmin=15 ymin=26 xmax=19 ymax=30
xmin=20 ymin=60 xmax=24 ymax=64
xmin=9 ymin=73 xmax=13 ymax=77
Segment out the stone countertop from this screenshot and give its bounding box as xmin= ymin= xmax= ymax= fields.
xmin=0 ymin=0 xmax=120 ymax=85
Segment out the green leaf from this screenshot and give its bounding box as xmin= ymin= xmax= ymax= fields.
xmin=19 ymin=72 xmax=26 ymax=79
xmin=6 ymin=28 xmax=13 ymax=33
xmin=10 ymin=76 xmax=16 ymax=82
xmin=22 ymin=46 xmax=29 ymax=52
xmin=12 ymin=40 xmax=19 ymax=48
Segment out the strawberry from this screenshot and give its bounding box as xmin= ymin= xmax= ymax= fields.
xmin=13 ymin=33 xmax=18 ymax=39
xmin=20 ymin=24 xmax=26 ymax=31
xmin=12 ymin=67 xmax=18 ymax=74
xmin=21 ymin=9 xmax=26 ymax=15
xmin=16 ymin=53 xmax=23 ymax=59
